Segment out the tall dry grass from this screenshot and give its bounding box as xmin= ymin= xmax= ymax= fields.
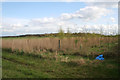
xmin=2 ymin=36 xmax=118 ymax=54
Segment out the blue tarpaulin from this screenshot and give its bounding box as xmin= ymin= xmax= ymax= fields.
xmin=95 ymin=54 xmax=104 ymax=60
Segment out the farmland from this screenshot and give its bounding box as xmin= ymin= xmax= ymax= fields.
xmin=1 ymin=33 xmax=120 ymax=78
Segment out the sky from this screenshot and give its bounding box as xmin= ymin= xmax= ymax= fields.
xmin=1 ymin=1 xmax=118 ymax=36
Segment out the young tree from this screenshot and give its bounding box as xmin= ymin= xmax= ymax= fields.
xmin=58 ymin=27 xmax=65 ymax=39
xmin=58 ymin=27 xmax=65 ymax=50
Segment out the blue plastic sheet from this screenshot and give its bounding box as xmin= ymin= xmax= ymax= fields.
xmin=95 ymin=54 xmax=104 ymax=60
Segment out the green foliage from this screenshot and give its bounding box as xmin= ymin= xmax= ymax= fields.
xmin=80 ymin=44 xmax=82 ymax=49
xmin=20 ymin=50 xmax=24 ymax=55
xmin=75 ymin=39 xmax=79 ymax=47
xmin=58 ymin=27 xmax=65 ymax=39
xmin=2 ymin=32 xmax=118 ymax=39
xmin=49 ymin=34 xmax=54 ymax=38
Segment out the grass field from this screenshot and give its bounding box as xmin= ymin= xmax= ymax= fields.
xmin=1 ymin=34 xmax=119 ymax=78
xmin=2 ymin=49 xmax=119 ymax=78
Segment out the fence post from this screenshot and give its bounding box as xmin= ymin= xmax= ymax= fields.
xmin=58 ymin=40 xmax=60 ymax=50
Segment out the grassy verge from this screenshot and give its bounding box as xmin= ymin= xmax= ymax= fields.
xmin=2 ymin=48 xmax=119 ymax=78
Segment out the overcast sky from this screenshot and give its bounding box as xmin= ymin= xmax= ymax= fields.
xmin=1 ymin=1 xmax=118 ymax=36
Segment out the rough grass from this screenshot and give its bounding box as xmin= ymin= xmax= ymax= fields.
xmin=2 ymin=48 xmax=119 ymax=78
xmin=2 ymin=36 xmax=119 ymax=78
